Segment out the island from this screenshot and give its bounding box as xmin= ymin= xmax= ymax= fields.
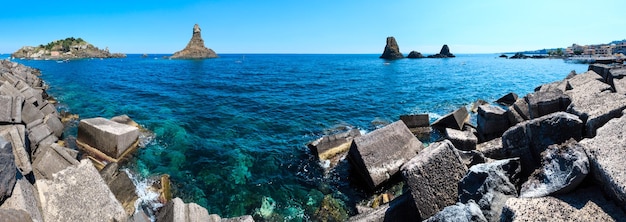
xmin=170 ymin=24 xmax=218 ymax=59
xmin=11 ymin=37 xmax=126 ymax=60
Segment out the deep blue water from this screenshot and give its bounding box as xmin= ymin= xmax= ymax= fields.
xmin=7 ymin=54 xmax=587 ymax=220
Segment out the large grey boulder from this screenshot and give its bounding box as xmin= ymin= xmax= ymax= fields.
xmin=458 ymin=158 xmax=520 ymax=222
xmin=27 ymin=123 xmax=55 ymax=151
xmin=0 ymin=95 xmax=23 ymax=123
xmin=379 ymin=36 xmax=404 ymax=59
xmin=106 ymin=170 xmax=139 ymax=216
xmin=0 ymin=137 xmax=16 ymax=203
xmin=348 ymin=120 xmax=423 ymax=190
xmin=564 ymin=71 xmax=611 ymax=100
xmin=566 ymin=91 xmax=626 ymax=137
xmin=526 ymin=91 xmax=572 ymax=119
xmin=424 ymin=200 xmax=487 ymax=222
xmin=500 ymin=112 xmax=582 ymax=176
xmin=495 ymin=92 xmax=518 ymax=106
xmin=77 ymin=117 xmax=139 ymax=159
xmin=477 ymin=105 xmax=509 ymax=141
xmin=401 ymin=140 xmax=467 ymax=219
xmin=432 ymin=107 xmax=469 ymax=130
xmin=44 ymin=113 xmax=64 ymax=138
xmin=400 ymin=114 xmax=431 ymax=139
xmin=36 ymin=160 xmax=127 ymax=222
xmin=580 ymin=113 xmax=626 ymax=212
xmin=0 ymin=209 xmax=32 ymax=222
xmin=21 ymin=102 xmax=44 ymax=127
xmin=520 ymin=139 xmax=589 ymax=198
xmin=0 ymin=178 xmax=43 ymax=222
xmin=156 ymin=197 xmax=218 ymax=222
xmin=445 ymin=128 xmax=478 ymax=151
xmin=501 ymin=186 xmax=625 ymax=221
xmin=476 ymin=138 xmax=502 ymax=159
xmin=0 ymin=125 xmax=30 ymax=175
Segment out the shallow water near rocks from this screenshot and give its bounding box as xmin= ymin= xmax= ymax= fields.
xmin=8 ymin=54 xmax=587 ymax=220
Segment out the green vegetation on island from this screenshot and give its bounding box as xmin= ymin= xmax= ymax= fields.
xmin=12 ymin=37 xmax=125 ymax=60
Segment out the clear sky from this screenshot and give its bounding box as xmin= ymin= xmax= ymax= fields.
xmin=1 ymin=0 xmax=625 ymax=54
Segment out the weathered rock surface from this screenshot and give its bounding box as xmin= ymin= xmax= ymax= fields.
xmin=407 ymin=51 xmax=424 ymax=59
xmin=0 ymin=178 xmax=43 ymax=222
xmin=0 ymin=95 xmax=23 ymax=124
xmin=0 ymin=137 xmax=16 ymax=203
xmin=106 ymin=170 xmax=139 ymax=215
xmin=379 ymin=37 xmax=404 ymax=59
xmin=400 ymin=114 xmax=431 ymax=139
xmin=458 ymin=158 xmax=520 ymax=222
xmin=495 ymin=92 xmax=518 ymax=106
xmin=36 ymin=160 xmax=127 ymax=222
xmin=171 ymin=24 xmax=218 ymax=59
xmin=445 ymin=128 xmax=478 ymax=151
xmin=500 ymin=112 xmax=582 ymax=176
xmin=424 ymin=200 xmax=487 ymax=222
xmin=156 ymin=197 xmax=218 ymax=222
xmin=427 ymin=44 xmax=455 ymax=58
xmin=588 ymin=63 xmax=626 ymax=93
xmin=580 ymin=113 xmax=626 ymax=212
xmin=348 ymin=120 xmax=423 ymax=190
xmin=501 ymin=186 xmax=625 ymax=221
xmin=476 ymin=137 xmax=502 ymax=159
xmin=432 ymin=106 xmax=469 ymax=130
xmin=564 ymin=70 xmax=611 ymax=99
xmin=0 ymin=209 xmax=32 ymax=222
xmin=0 ymin=125 xmax=30 ymax=176
xmin=566 ymin=91 xmax=626 ymax=137
xmin=477 ymin=104 xmax=509 ymax=141
xmin=521 ymin=139 xmax=589 ymax=198
xmin=77 ymin=117 xmax=139 ymax=159
xmin=401 ymin=140 xmax=467 ymax=219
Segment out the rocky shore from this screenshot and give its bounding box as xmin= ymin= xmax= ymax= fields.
xmin=0 ymin=60 xmax=251 ymax=221
xmin=11 ymin=37 xmax=126 ymax=60
xmin=308 ymin=63 xmax=626 ymax=221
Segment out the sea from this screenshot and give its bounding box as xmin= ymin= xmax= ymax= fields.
xmin=3 ymin=54 xmax=588 ymax=220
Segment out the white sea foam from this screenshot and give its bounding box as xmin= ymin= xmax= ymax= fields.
xmin=122 ymin=169 xmax=163 ymax=222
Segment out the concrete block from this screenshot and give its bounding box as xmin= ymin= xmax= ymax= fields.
xmin=39 ymin=102 xmax=57 ymax=116
xmin=0 ymin=95 xmax=23 ymax=123
xmin=27 ymin=123 xmax=52 ymax=148
xmin=526 ymin=91 xmax=572 ymax=119
xmin=77 ymin=117 xmax=139 ymax=159
xmin=566 ymin=91 xmax=626 ymax=137
xmin=348 ymin=120 xmax=424 ymax=190
xmin=432 ymin=107 xmax=468 ymax=130
xmin=477 ymin=104 xmax=510 ymax=140
xmin=44 ymin=114 xmax=64 ymax=138
xmin=307 ymin=128 xmax=360 ymax=160
xmin=0 ymin=209 xmax=32 ymax=222
xmin=445 ymin=128 xmax=477 ymax=151
xmin=399 ymin=114 xmax=429 ymax=128
xmin=36 ymin=160 xmax=127 ymax=222
xmin=401 ymin=140 xmax=467 ymax=219
xmin=21 ymin=102 xmax=44 ymax=125
xmin=32 ymin=143 xmax=79 ymax=180
xmin=157 ymin=197 xmax=215 ymax=222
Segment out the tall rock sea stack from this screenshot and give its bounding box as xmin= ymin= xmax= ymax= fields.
xmin=427 ymin=44 xmax=455 ymax=58
xmin=380 ymin=37 xmax=404 ymax=59
xmin=171 ymin=24 xmax=218 ymax=59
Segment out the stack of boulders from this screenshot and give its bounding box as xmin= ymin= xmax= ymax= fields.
xmin=309 ymin=64 xmax=626 ymax=221
xmin=0 ymin=60 xmax=253 ymax=222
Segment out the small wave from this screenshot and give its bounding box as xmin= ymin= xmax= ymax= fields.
xmin=123 ymin=169 xmax=163 ymax=222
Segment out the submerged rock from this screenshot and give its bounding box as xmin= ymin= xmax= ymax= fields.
xmin=379 ymin=37 xmax=404 ymax=59
xmin=171 ymin=24 xmax=218 ymax=59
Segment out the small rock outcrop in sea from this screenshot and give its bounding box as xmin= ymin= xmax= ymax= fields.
xmin=171 ymin=24 xmax=218 ymax=59
xmin=427 ymin=44 xmax=455 ymax=58
xmin=379 ymin=37 xmax=404 ymax=59
xmin=407 ymin=51 xmax=424 ymax=59
xmin=11 ymin=37 xmax=126 ymax=60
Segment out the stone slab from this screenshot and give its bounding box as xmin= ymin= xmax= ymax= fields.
xmin=501 ymin=186 xmax=625 ymax=221
xmin=580 ymin=113 xmax=626 ymax=212
xmin=348 ymin=120 xmax=423 ymax=190
xmin=27 ymin=123 xmax=53 ymax=149
xmin=44 ymin=114 xmax=64 ymax=138
xmin=477 ymin=104 xmax=510 ymax=141
xmin=77 ymin=117 xmax=139 ymax=159
xmin=401 ymin=140 xmax=467 ymax=219
xmin=21 ymin=102 xmax=44 ymax=126
xmin=445 ymin=128 xmax=478 ymax=151
xmin=0 ymin=95 xmax=23 ymax=123
xmin=35 ymin=160 xmax=127 ymax=222
xmin=307 ymin=128 xmax=360 ymax=160
xmin=526 ymin=91 xmax=572 ymax=119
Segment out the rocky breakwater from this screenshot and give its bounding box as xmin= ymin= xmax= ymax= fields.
xmin=11 ymin=37 xmax=126 ymax=60
xmin=307 ymin=64 xmax=626 ymax=221
xmin=171 ymin=24 xmax=219 ymax=59
xmin=0 ymin=60 xmax=253 ymax=222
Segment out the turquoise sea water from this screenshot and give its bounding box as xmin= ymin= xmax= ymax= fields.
xmin=8 ymin=54 xmax=587 ymax=220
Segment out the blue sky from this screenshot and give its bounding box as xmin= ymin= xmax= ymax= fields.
xmin=1 ymin=0 xmax=625 ymax=54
